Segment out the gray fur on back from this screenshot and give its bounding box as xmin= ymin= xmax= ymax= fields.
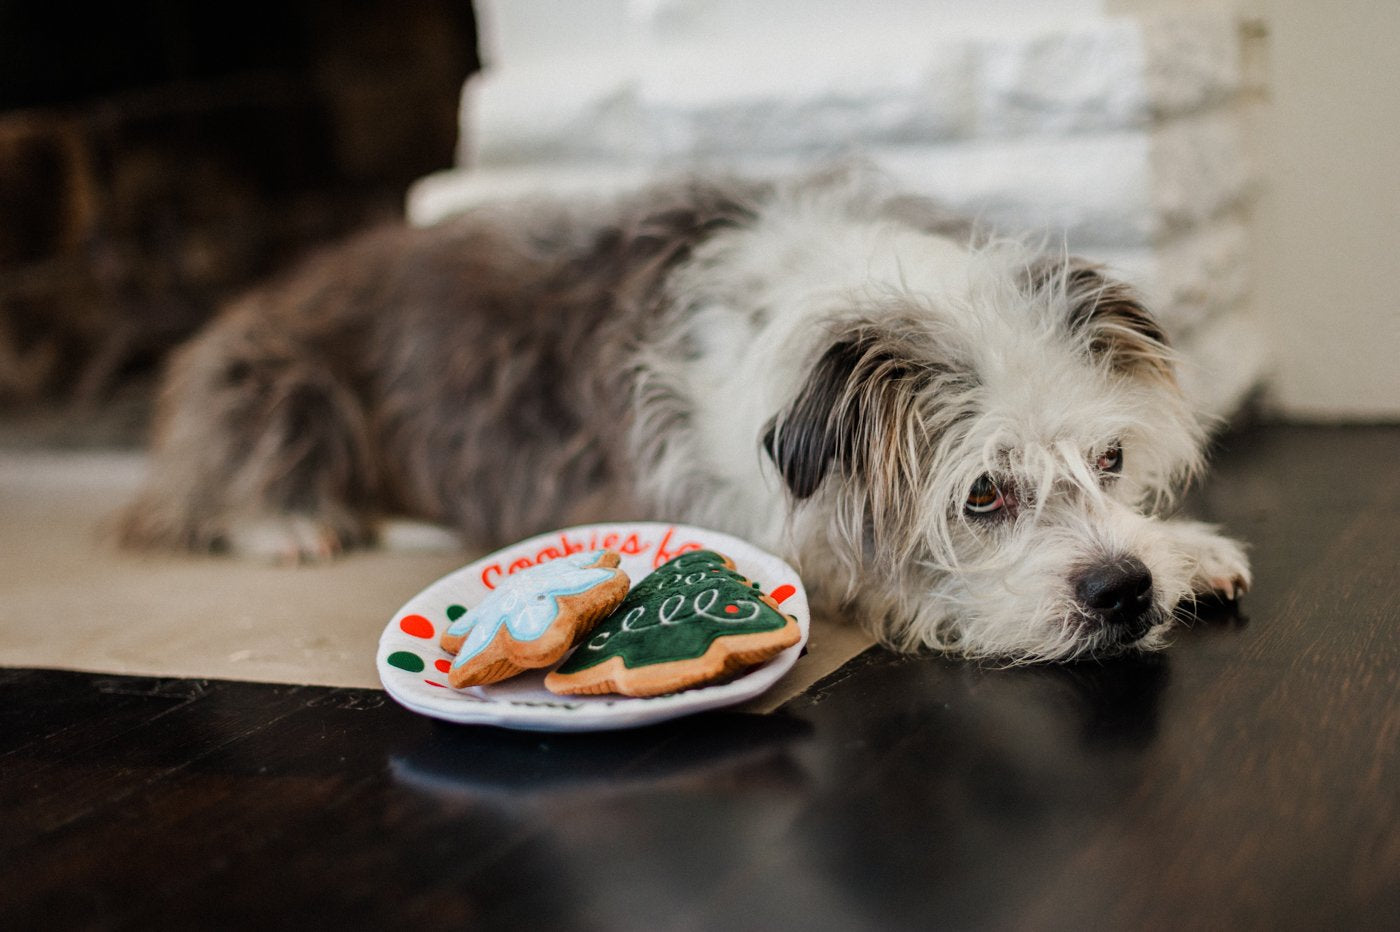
xmin=120 ymin=177 xmax=768 ymax=552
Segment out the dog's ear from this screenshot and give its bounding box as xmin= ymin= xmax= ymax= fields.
xmin=1043 ymin=261 xmax=1175 ymax=385
xmin=763 ymin=339 xmax=863 ymax=499
xmin=763 ymin=329 xmax=935 ymax=501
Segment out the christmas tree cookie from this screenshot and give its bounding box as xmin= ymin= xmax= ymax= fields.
xmin=441 ymin=549 xmax=630 ymax=688
xmin=544 ymin=550 xmax=800 ymax=698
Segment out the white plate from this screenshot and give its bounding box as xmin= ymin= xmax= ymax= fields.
xmin=376 ymin=522 xmax=809 ymax=732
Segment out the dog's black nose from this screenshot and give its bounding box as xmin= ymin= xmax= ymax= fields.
xmin=1076 ymin=557 xmax=1155 ymax=635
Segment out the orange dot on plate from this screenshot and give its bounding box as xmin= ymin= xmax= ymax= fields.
xmin=434 ymin=658 xmax=451 ymax=673
xmin=770 ymin=584 xmax=797 ymax=605
xmin=399 ymin=614 xmax=434 ymax=639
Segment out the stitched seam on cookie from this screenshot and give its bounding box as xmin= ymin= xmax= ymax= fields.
xmin=547 ymin=619 xmax=799 ymax=696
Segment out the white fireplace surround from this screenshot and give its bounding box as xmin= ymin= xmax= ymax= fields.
xmin=412 ymin=0 xmax=1274 ymax=422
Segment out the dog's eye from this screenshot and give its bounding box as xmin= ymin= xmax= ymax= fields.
xmin=1096 ymin=444 xmax=1123 ymax=475
xmin=965 ymin=475 xmax=1005 ymax=514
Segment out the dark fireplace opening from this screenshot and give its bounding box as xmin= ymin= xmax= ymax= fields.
xmin=0 ymin=1 xmax=479 ymax=445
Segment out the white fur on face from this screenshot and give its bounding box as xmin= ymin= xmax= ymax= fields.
xmin=892 ymin=479 xmax=1198 ymax=662
xmin=633 ymin=171 xmax=1220 ymax=662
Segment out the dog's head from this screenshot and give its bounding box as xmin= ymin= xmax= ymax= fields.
xmin=764 ymin=251 xmax=1205 ymax=661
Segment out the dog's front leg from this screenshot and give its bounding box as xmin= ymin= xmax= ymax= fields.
xmin=1160 ymin=519 xmax=1253 ymax=602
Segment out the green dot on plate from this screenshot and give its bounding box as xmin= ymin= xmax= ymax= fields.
xmin=446 ymin=604 xmax=467 ymax=622
xmin=386 ymin=650 xmax=425 ymax=673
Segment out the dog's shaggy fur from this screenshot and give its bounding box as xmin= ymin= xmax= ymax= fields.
xmin=120 ymin=168 xmax=1250 ymax=662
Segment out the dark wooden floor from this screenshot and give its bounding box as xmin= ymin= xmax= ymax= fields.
xmin=3 ymin=424 xmax=1398 ymax=930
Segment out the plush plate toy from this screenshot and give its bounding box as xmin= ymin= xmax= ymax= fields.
xmin=376 ymin=522 xmax=809 ymax=732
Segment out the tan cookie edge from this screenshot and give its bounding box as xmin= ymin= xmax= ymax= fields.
xmin=543 ymin=613 xmax=801 ymax=698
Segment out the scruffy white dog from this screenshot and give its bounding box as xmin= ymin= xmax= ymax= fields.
xmin=121 ymin=168 xmax=1250 ymax=662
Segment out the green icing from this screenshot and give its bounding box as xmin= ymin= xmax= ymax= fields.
xmin=554 ymin=550 xmax=789 ymax=673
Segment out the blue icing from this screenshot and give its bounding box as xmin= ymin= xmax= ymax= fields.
xmin=448 ymin=550 xmax=618 ymax=668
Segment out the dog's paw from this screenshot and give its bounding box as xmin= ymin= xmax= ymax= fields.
xmin=376 ymin=518 xmax=463 ymax=554
xmin=1176 ymin=522 xmax=1252 ymax=602
xmin=224 ymin=515 xmax=355 ymax=565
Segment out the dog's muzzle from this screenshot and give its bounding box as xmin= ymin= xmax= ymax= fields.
xmin=1075 ymin=557 xmax=1155 ymax=642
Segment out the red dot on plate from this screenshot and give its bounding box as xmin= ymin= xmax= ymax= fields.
xmin=770 ymin=584 xmax=797 ymax=605
xmin=399 ymin=614 xmax=434 ymax=639
xmin=724 ymin=604 xmax=739 ymax=614
xmin=434 ymin=658 xmax=451 ymax=674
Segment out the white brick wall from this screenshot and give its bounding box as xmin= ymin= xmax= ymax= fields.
xmin=411 ymin=1 xmax=1266 ymax=421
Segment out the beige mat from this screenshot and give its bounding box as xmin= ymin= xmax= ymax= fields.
xmin=0 ymin=450 xmax=873 ymax=713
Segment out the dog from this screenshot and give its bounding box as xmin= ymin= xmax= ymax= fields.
xmin=119 ymin=167 xmax=1250 ymax=662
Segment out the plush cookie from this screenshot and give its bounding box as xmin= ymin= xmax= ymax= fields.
xmin=544 ymin=549 xmax=800 ymax=698
xmin=441 ymin=549 xmax=630 ymax=688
